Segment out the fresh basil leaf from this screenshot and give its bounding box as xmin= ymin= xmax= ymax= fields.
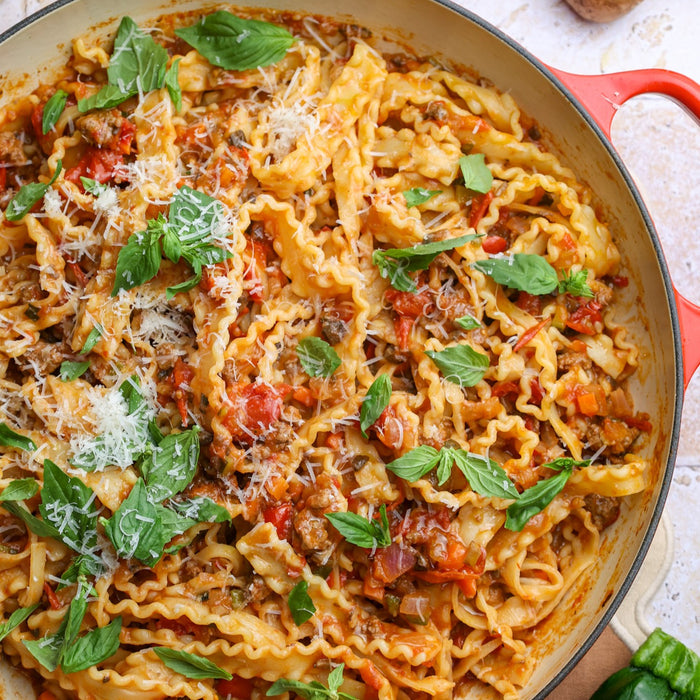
xmin=373 ymin=233 xmax=478 ymax=293
xmin=435 ymin=448 xmax=455 ymax=486
xmin=111 ymin=219 xmax=165 ymax=296
xmin=162 ymin=227 xmax=182 ymax=263
xmin=558 ymin=268 xmax=594 ymax=298
xmin=153 ymin=646 xmax=232 ymax=680
xmin=0 ymin=423 xmax=36 ymax=451
xmin=472 ymin=253 xmax=559 ymax=296
xmin=23 ymin=631 xmax=64 ymax=672
xmin=60 ymin=553 xmax=105 ymax=586
xmin=39 ymin=460 xmax=99 ymax=555
xmin=455 ymin=314 xmax=480 ymax=330
xmin=60 ymin=617 xmax=122 ymax=673
xmin=267 ymin=665 xmax=357 ymax=700
xmin=169 ymin=496 xmax=231 ymax=523
xmin=0 ymin=479 xmax=38 ymax=502
xmin=166 ymin=272 xmax=202 ymax=299
xmin=326 ymin=504 xmax=391 ymax=549
xmin=425 ymin=343 xmax=489 ymax=387
xmin=175 ymin=11 xmax=295 ymax=71
xmin=1 ymin=501 xmax=59 ymax=539
xmin=80 ymin=177 xmax=109 ymax=196
xmin=78 ymin=17 xmax=168 ymax=113
xmin=5 ymin=160 xmax=62 ymax=222
xmin=79 ymin=324 xmax=103 ymax=354
xmin=505 ymin=466 xmax=573 ymax=531
xmin=452 ymin=450 xmax=519 ymax=499
xmin=23 ymin=578 xmax=91 ymax=671
xmin=402 ymin=188 xmax=441 ymax=208
xmin=102 ymin=479 xmax=194 ymax=566
xmin=385 ymin=445 xmax=441 ymax=482
xmin=545 ymin=457 xmax=591 ymax=471
xmin=141 ymin=428 xmax=200 ymax=502
xmin=42 ymin=90 xmax=68 ymax=134
xmin=165 ymin=58 xmax=182 ymax=112
xmin=459 ymin=153 xmax=492 ymax=194
xmin=360 ymin=374 xmax=391 ymax=438
xmin=297 ymin=337 xmax=341 ymax=378
xmin=0 ymin=603 xmax=38 ymax=642
xmin=288 ymin=580 xmax=315 ymax=626
xmin=59 ymin=360 xmax=90 ymax=381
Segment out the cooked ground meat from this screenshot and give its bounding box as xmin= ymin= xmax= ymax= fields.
xmin=558 ymin=349 xmax=592 ymax=372
xmin=75 ymin=109 xmax=126 ymax=148
xmin=584 ymin=494 xmax=620 ymax=530
xmin=15 ymin=339 xmax=69 ymax=376
xmin=0 ymin=131 xmax=27 ymax=166
xmin=320 ymin=316 xmax=348 ymax=345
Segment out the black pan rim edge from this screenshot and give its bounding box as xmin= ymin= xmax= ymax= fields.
xmin=0 ymin=0 xmax=684 ymax=698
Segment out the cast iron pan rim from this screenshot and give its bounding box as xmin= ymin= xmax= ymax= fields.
xmin=0 ymin=0 xmax=684 ymax=697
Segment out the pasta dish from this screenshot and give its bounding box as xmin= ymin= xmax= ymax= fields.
xmin=0 ymin=7 xmax=652 ymax=699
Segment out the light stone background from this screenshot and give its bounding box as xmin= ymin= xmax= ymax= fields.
xmin=0 ymin=0 xmax=697 ymax=668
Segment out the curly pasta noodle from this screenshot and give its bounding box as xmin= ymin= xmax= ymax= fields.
xmin=0 ymin=8 xmax=651 ymax=700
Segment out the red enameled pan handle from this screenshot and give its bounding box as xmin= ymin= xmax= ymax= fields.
xmin=547 ymin=67 xmax=700 ymax=389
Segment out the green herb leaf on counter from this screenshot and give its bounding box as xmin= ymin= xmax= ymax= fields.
xmin=504 ymin=458 xmax=590 ymax=531
xmin=0 ymin=423 xmax=36 ymax=451
xmin=472 ymin=253 xmax=559 ymax=296
xmin=425 ymin=343 xmax=489 ymax=387
xmin=267 ymin=663 xmax=358 ymax=699
xmin=373 ymin=233 xmax=479 ymax=293
xmin=288 ymin=580 xmax=316 ymax=626
xmin=459 ymin=153 xmax=492 ymax=194
xmin=455 ymin=314 xmax=480 ymax=330
xmin=0 ymin=478 xmax=39 ymax=502
xmin=297 ymin=337 xmax=341 ymax=378
xmin=42 ymin=89 xmax=68 ymax=134
xmin=153 ymin=646 xmax=232 ymax=680
xmin=5 ymin=160 xmax=62 ymax=222
xmin=175 ymin=11 xmax=296 ymax=71
xmin=165 ymin=58 xmax=182 ymax=112
xmin=402 ymin=188 xmax=441 ymax=208
xmin=360 ymin=374 xmax=391 ymax=438
xmin=59 ymin=360 xmax=91 ymax=382
xmin=78 ymin=16 xmax=168 ymax=112
xmin=326 ymin=504 xmax=391 ymax=550
xmin=558 ymin=268 xmax=594 ymax=298
xmin=0 ymin=603 xmax=39 ymax=642
xmin=79 ymin=324 xmax=103 ymax=355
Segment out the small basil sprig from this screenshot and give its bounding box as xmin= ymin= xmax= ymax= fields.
xmin=112 ymin=186 xmax=232 ymax=297
xmin=360 ymin=374 xmax=391 ymax=438
xmin=42 ymin=90 xmax=68 ymax=134
xmin=373 ymin=233 xmax=478 ymax=293
xmin=0 ymin=604 xmax=38 ymax=642
xmin=153 ymin=647 xmax=232 ymax=680
xmin=140 ymin=427 xmax=200 ymax=502
xmin=175 ymin=11 xmax=296 ymax=71
xmin=459 ymin=153 xmax=492 ymax=193
xmin=425 ymin=343 xmax=489 ymax=387
xmin=24 ymin=578 xmax=122 ymax=673
xmin=386 ymin=445 xmax=518 ymax=499
xmin=79 ymin=325 xmax=103 ymax=355
xmin=59 ymin=360 xmax=90 ymax=382
xmin=78 ymin=17 xmax=168 ymax=112
xmin=297 ymin=337 xmax=341 ymax=378
xmin=0 ymin=479 xmax=38 ymax=502
xmin=0 ymin=424 xmax=36 ymax=451
xmin=164 ymin=58 xmax=182 ymax=112
xmin=288 ymin=580 xmax=316 ymax=626
xmin=267 ymin=663 xmax=358 ymax=700
xmin=5 ymin=160 xmax=62 ymax=222
xmin=402 ymin=188 xmax=441 ymax=207
xmin=558 ymin=269 xmax=594 ymax=298
xmin=455 ymin=314 xmax=480 ymax=330
xmin=505 ymin=457 xmax=590 ymax=531
xmin=326 ymin=504 xmax=391 ymax=549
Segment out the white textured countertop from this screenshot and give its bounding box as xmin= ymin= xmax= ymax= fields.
xmin=1 ymin=0 xmax=698 ymax=683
